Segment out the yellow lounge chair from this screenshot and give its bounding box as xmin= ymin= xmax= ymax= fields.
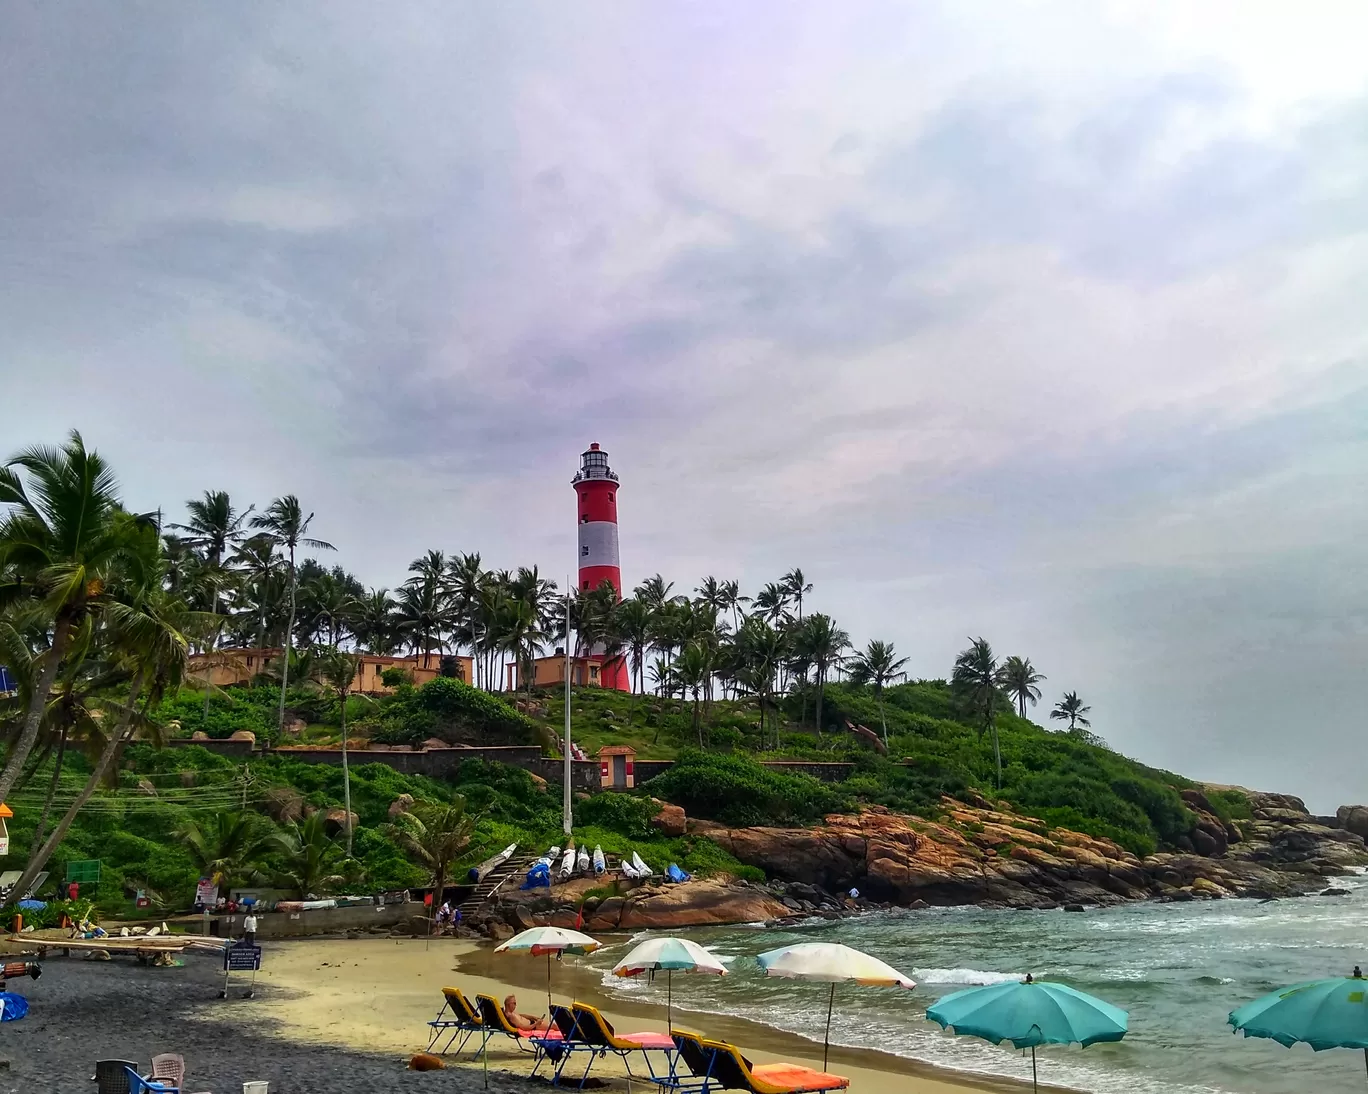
xmin=427 ymin=987 xmax=482 ymax=1055
xmin=701 ymin=1038 xmax=849 ymax=1094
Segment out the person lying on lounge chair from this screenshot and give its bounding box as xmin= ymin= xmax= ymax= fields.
xmin=503 ymin=994 xmax=549 ymax=1031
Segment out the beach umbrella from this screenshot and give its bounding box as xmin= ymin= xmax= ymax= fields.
xmin=613 ymin=936 xmax=728 ymax=1031
xmin=756 ymin=941 xmax=915 ymax=1069
xmin=495 ymin=926 xmax=601 ymax=1014
xmin=926 ymin=974 xmax=1128 ymax=1092
xmin=1229 ymin=966 xmax=1368 ymax=1085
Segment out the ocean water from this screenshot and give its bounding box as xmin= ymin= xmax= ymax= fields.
xmin=581 ymin=869 xmax=1368 ymax=1094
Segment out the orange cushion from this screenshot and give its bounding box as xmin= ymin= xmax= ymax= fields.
xmin=750 ymin=1063 xmax=850 ymax=1092
xmin=518 ymin=1028 xmax=563 ymax=1039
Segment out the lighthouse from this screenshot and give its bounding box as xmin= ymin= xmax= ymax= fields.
xmin=573 ymin=443 xmax=630 ymax=690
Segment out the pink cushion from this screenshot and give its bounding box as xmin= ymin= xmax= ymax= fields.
xmin=518 ymin=1028 xmax=563 ymax=1039
xmin=620 ymin=1032 xmax=676 ymax=1050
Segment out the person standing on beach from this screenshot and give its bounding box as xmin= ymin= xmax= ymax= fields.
xmin=242 ymin=911 xmax=257 ymax=945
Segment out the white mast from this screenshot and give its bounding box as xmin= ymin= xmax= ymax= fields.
xmin=563 ymin=579 xmax=573 ymax=836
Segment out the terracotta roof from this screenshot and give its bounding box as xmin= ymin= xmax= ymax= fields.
xmin=597 ymin=745 xmax=636 ymax=757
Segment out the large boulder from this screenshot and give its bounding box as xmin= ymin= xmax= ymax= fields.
xmin=388 ymin=793 xmax=415 ymax=818
xmin=651 ymin=800 xmax=687 ymax=837
xmin=1336 ymin=805 xmax=1368 ymax=840
xmin=263 ymin=786 xmax=306 ymax=823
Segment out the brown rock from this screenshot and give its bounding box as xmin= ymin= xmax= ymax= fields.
xmin=512 ymin=905 xmax=536 ymax=930
xmin=613 ymin=879 xmax=790 ymax=930
xmin=652 ymin=801 xmax=688 ymax=837
xmin=190 ymin=731 xmax=210 ymax=741
xmin=228 ymin=730 xmax=256 ymax=743
xmin=388 ymin=793 xmax=415 ymax=818
xmin=263 ymin=786 xmax=305 ymax=823
xmin=529 ymin=773 xmax=548 ymax=792
xmin=1336 ymin=805 xmax=1368 ymax=840
xmin=324 ymin=807 xmax=359 ymax=830
xmin=487 ymin=921 xmax=515 ymax=942
xmin=421 ymin=738 xmax=448 ymax=750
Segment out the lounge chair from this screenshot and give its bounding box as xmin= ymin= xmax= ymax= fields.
xmin=474 ymin=993 xmax=563 ymax=1066
xmin=700 ymin=1039 xmax=849 ymax=1094
xmin=122 ymin=1066 xmax=179 ymax=1094
xmin=92 ymin=1060 xmax=140 ymax=1094
xmin=566 ymin=1001 xmax=676 ymax=1086
xmin=650 ymin=1031 xmax=720 ymax=1093
xmin=426 ymin=987 xmax=483 ymax=1055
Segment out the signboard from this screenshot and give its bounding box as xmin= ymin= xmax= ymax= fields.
xmin=135 ymin=889 xmax=149 ymax=908
xmin=66 ymin=859 xmax=101 ymax=884
xmin=195 ymin=877 xmax=218 ymax=907
xmin=223 ymin=943 xmax=262 ymax=972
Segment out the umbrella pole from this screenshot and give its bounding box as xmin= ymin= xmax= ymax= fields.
xmin=1031 ymin=1046 xmax=1038 ymax=1094
xmin=823 ymin=983 xmax=835 ymax=1071
xmin=547 ymin=952 xmax=554 ymax=1016
xmin=667 ymin=969 xmax=673 ymax=1034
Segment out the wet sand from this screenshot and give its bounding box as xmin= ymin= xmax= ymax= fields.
xmin=253 ymin=938 xmax=1046 ymax=1093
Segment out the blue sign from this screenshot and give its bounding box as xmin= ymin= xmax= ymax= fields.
xmin=223 ymin=944 xmax=262 ymax=972
xmin=0 ymin=665 xmax=14 ymax=693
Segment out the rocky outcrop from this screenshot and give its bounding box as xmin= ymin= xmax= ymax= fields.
xmin=1337 ymin=805 xmax=1368 ymax=841
xmin=696 ymin=795 xmax=1368 ymax=909
xmin=651 ymin=800 xmax=688 ymax=837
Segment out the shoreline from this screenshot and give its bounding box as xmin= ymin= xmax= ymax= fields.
xmin=244 ymin=936 xmax=1060 ymax=1093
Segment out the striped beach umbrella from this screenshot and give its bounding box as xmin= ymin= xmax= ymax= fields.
xmin=757 ymin=942 xmax=915 ymax=1069
xmin=496 ymin=926 xmax=601 ymax=1013
xmin=613 ymin=936 xmax=728 ymax=1030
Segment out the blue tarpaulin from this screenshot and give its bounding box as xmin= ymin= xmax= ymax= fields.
xmin=0 ymin=993 xmax=29 ymax=1021
xmin=520 ymin=862 xmax=551 ymax=890
xmin=667 ymin=864 xmax=691 ymax=883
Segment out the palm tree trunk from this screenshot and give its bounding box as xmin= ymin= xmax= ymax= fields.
xmin=0 ymin=614 xmax=73 ymax=803
xmin=877 ymin=689 xmax=888 ymax=747
xmin=11 ymin=671 xmax=145 ymax=901
xmin=341 ymin=687 xmax=353 ymax=857
xmin=815 ymin=671 xmax=825 ymax=739
xmin=28 ymin=726 xmax=69 ymax=858
xmin=276 ymin=548 xmax=297 ymax=742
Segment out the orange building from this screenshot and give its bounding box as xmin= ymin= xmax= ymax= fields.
xmin=187 ymin=648 xmax=473 ymax=696
xmin=505 ymin=647 xmax=626 ymax=690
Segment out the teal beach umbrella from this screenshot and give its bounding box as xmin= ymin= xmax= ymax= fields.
xmin=1229 ymin=966 xmax=1368 ymax=1085
xmin=926 ymin=975 xmax=1128 ymax=1092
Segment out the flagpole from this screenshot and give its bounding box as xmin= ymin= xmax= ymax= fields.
xmin=563 ymin=579 xmax=573 ymax=837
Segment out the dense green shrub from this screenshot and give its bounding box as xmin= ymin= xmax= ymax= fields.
xmin=576 ymin=792 xmax=659 ymax=840
xmin=644 ymin=750 xmax=850 ymax=827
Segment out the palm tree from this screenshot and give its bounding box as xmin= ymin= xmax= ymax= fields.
xmin=674 ymin=642 xmax=712 ymax=748
xmin=782 ymin=568 xmax=813 ymax=622
xmin=383 ymin=799 xmax=477 ymax=911
xmin=251 ymin=497 xmax=334 ymax=738
xmin=795 ymin=613 xmax=849 ymax=737
xmin=752 ymin=582 xmax=791 ymax=626
xmin=499 ymin=598 xmax=546 ymax=699
xmin=1051 ymin=691 xmax=1092 ymax=734
xmin=228 ymin=533 xmax=284 ymax=649
xmin=719 ymin=579 xmax=748 ymax=634
xmin=634 ymin=574 xmax=674 ymax=610
xmin=0 ymin=431 xmax=136 ymax=802
xmin=615 ymin=597 xmax=653 ymax=698
xmin=352 ymin=587 xmax=400 ymax=654
xmin=174 ymin=490 xmax=254 ymax=566
xmin=177 ymin=812 xmax=273 ymax=892
xmin=731 ymin=618 xmax=785 ymax=748
xmin=444 ymin=553 xmax=484 ymax=684
xmin=272 ymin=813 xmax=347 ymax=898
xmin=317 ymin=646 xmax=362 ymax=854
xmin=952 ymin=637 xmax=1004 ymax=786
xmin=846 ymin=639 xmax=909 ymax=746
xmin=1001 ymin=656 xmax=1046 ymax=719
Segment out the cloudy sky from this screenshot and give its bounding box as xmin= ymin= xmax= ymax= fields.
xmin=4 ymin=2 xmax=1366 ymax=810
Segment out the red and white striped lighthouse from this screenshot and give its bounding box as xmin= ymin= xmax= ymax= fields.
xmin=573 ymin=443 xmax=629 ymax=691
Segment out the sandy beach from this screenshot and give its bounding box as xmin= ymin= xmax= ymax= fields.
xmin=250 ymin=938 xmax=1036 ymax=1093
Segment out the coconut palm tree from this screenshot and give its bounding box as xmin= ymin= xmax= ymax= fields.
xmin=444 ymin=552 xmax=484 ymax=682
xmin=1001 ymin=656 xmax=1046 ymax=720
xmin=846 ymin=639 xmax=910 ymax=746
xmin=383 ymin=799 xmax=478 ymax=910
xmin=732 ymin=617 xmax=785 ymax=748
xmin=673 ymin=642 xmax=713 ymax=747
xmin=352 ymin=587 xmax=400 ymax=654
xmin=11 ymin=553 xmax=208 ymax=900
xmin=614 ymin=597 xmax=653 ymax=699
xmin=1051 ymin=691 xmax=1092 ymax=734
xmin=752 ymin=582 xmax=791 ymax=627
xmin=228 ymin=533 xmax=284 ymax=649
xmin=317 ymin=646 xmax=363 ymax=854
xmin=795 ymin=613 xmax=849 ymax=737
xmin=719 ymin=579 xmax=748 ymax=633
xmin=952 ymin=637 xmax=1004 ymax=786
xmin=782 ymin=568 xmax=814 ymax=622
xmin=499 ymin=598 xmax=546 ymax=699
xmin=634 ymin=574 xmax=675 ymax=611
xmin=272 ymin=812 xmax=347 ymax=898
xmin=173 ymin=490 xmax=254 ymax=566
xmin=0 ymin=431 xmax=139 ymax=802
xmin=251 ymin=497 xmax=334 ymax=738
xmin=177 ymin=812 xmax=273 ymax=892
